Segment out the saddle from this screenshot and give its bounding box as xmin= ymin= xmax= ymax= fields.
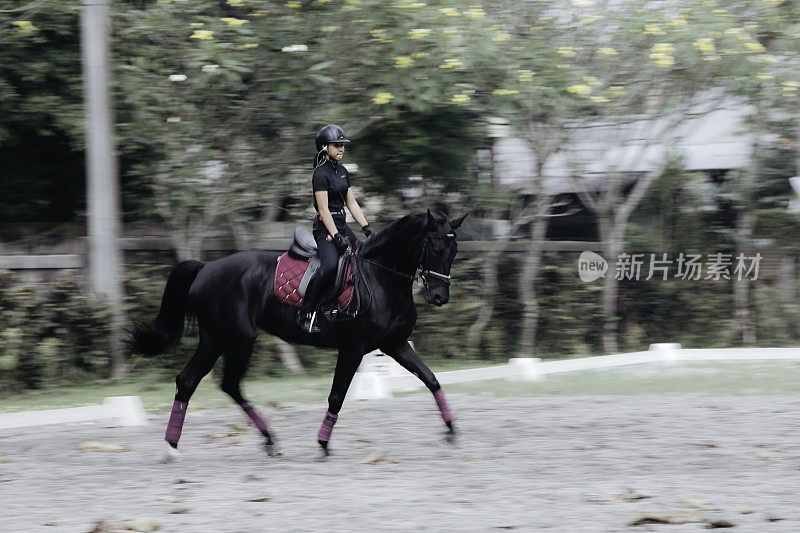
xmin=273 ymin=228 xmax=359 ymax=317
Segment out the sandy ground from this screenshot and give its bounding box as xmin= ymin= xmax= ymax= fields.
xmin=2 ymin=394 xmax=800 ymax=532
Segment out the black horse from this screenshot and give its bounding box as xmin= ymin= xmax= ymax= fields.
xmin=130 ymin=210 xmax=467 ymax=457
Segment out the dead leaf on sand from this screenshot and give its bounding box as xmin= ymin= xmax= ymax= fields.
xmin=614 ymin=489 xmax=652 ymax=502
xmin=357 ymin=449 xmax=396 ymax=465
xmin=679 ymin=496 xmax=717 ymax=511
xmin=77 ymin=442 xmax=131 ymax=453
xmin=110 ymin=517 xmax=161 ymax=531
xmin=705 ymin=518 xmax=736 ymax=528
xmin=756 ymin=449 xmax=779 ymax=460
xmin=627 ymin=510 xmax=702 ymax=526
xmin=248 ymin=495 xmax=270 ymax=502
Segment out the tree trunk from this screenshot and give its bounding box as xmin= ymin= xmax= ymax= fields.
xmin=734 ymin=211 xmax=756 ymax=345
xmin=598 ymin=213 xmax=620 ymax=354
xmin=466 ymin=248 xmax=502 ymax=357
xmin=516 ymin=214 xmax=548 ymax=356
xmin=275 ymin=339 xmax=306 ymax=374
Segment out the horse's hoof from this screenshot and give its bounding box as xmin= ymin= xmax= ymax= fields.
xmin=263 ymin=432 xmax=281 ymax=456
xmin=445 ymin=421 xmax=456 ymax=444
xmin=318 ymin=440 xmax=331 ymax=457
xmin=162 ymin=442 xmax=179 ymax=463
xmin=264 ymin=443 xmax=282 ymax=457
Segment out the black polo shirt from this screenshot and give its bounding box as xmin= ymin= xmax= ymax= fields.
xmin=312 ymin=159 xmax=350 ymax=213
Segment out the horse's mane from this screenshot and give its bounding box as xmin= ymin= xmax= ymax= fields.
xmin=360 ymin=212 xmax=444 ymax=258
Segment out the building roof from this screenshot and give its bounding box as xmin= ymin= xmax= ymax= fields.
xmin=492 ymin=100 xmax=755 ymax=195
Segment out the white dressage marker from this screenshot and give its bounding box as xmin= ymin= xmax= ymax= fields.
xmin=0 ymin=396 xmax=148 ymax=429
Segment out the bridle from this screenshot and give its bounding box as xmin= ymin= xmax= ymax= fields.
xmin=354 ymin=231 xmax=457 ymax=291
xmin=417 ymin=232 xmax=456 ymax=288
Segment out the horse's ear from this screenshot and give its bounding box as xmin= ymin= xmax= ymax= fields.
xmin=450 ymin=213 xmax=468 ymax=230
xmin=426 ymin=209 xmax=436 ymax=228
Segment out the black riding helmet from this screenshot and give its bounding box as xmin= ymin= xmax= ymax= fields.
xmin=314 ymin=124 xmax=350 ymax=152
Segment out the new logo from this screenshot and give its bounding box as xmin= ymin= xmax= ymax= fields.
xmin=578 ymin=251 xmax=608 ymax=282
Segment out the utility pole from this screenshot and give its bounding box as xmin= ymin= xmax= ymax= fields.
xmin=81 ymin=0 xmax=126 ymax=376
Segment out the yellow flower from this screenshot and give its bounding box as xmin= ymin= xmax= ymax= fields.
xmin=396 ymin=0 xmax=426 ymax=7
xmin=572 ymin=0 xmax=593 ymax=5
xmin=494 ymin=89 xmax=520 ymax=95
xmin=744 ymin=41 xmax=765 ymax=52
xmin=12 ymin=21 xmax=35 ymax=34
xmin=464 ymin=8 xmax=485 ymax=19
xmin=667 ymin=17 xmax=688 ymax=27
xmin=322 ymin=25 xmax=339 ymax=32
xmin=557 ymin=47 xmax=576 ymax=57
xmin=598 ymin=47 xmax=617 ymax=56
xmin=651 ymin=43 xmax=674 ymax=54
xmin=408 ymin=28 xmax=431 ymax=39
xmin=590 ymin=96 xmax=608 ymax=103
xmin=783 ymin=81 xmax=799 ymax=91
xmin=583 ymin=76 xmax=600 ymax=86
xmin=518 ymin=69 xmax=535 ymax=82
xmin=650 ymin=44 xmax=675 ymax=67
xmin=650 ymin=54 xmax=675 ymax=67
xmin=643 ymin=24 xmax=665 ymax=35
xmin=756 ymin=73 xmax=773 ymax=80
xmin=439 ymin=8 xmax=459 ymax=16
xmin=567 ymin=84 xmax=591 ymax=95
xmin=285 ymin=1 xmax=301 ymax=8
xmin=241 ymin=43 xmax=259 ymax=49
xmin=227 ymin=0 xmax=243 ymax=5
xmin=493 ymin=30 xmax=510 ymax=42
xmin=373 ymin=92 xmax=394 ymax=104
xmin=609 ymin=85 xmax=627 ymax=95
xmin=221 ymin=18 xmax=249 ymax=27
xmin=190 ymin=30 xmax=214 ymax=40
xmin=693 ymin=38 xmax=716 ymax=54
xmin=451 ymin=94 xmax=471 ymax=104
xmin=439 ymin=58 xmax=464 ymax=69
xmin=394 ymin=56 xmax=414 ymax=68
xmin=190 ymin=23 xmax=204 ymax=28
xmin=251 ymin=10 xmax=268 ymax=17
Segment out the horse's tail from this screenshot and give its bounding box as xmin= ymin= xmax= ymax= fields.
xmin=129 ymin=260 xmax=205 ymax=356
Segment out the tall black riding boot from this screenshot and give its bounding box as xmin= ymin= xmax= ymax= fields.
xmin=296 ymin=282 xmax=322 ymax=334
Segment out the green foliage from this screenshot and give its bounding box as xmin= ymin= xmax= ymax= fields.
xmin=0 ymin=0 xmax=85 ymax=222
xmin=0 ymin=271 xmax=113 ymax=391
xmin=351 ymin=108 xmax=485 ymax=194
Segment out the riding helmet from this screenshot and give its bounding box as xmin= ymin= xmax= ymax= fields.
xmin=315 ymin=124 xmax=350 ymax=152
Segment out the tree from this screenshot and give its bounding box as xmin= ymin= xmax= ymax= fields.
xmin=0 ymin=0 xmax=85 ymax=223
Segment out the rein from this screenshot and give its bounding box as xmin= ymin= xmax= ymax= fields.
xmin=353 ymin=232 xmax=455 ymax=288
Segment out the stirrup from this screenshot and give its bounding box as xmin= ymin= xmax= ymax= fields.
xmin=297 ymin=310 xmax=321 ymax=334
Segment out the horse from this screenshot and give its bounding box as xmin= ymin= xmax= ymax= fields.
xmin=130 ymin=210 xmax=467 ymax=457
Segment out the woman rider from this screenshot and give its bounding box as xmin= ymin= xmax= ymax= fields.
xmin=296 ymin=124 xmax=373 ymax=333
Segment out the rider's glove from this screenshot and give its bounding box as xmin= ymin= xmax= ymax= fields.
xmin=333 ymin=233 xmax=349 ymax=253
xmin=361 ymin=224 xmax=374 ymax=239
